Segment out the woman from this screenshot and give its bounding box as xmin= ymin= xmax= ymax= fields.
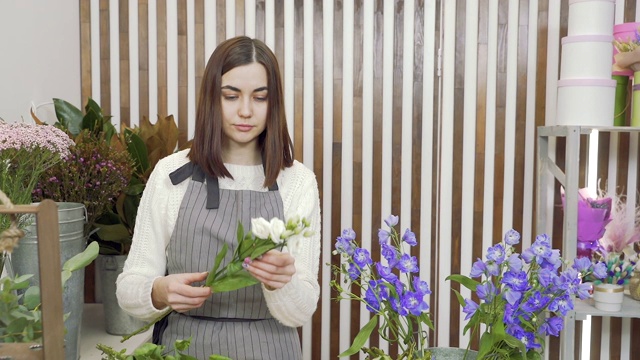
xmin=116 ymin=36 xmax=321 ymax=359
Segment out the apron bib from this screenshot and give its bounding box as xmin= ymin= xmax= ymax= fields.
xmin=154 ymin=162 xmax=301 ymax=359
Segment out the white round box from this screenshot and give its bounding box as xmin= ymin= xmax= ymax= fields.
xmin=593 ymin=283 xmax=624 ymax=312
xmin=556 ymin=78 xmax=616 ymax=126
xmin=568 ymin=0 xmax=615 ymax=36
xmin=560 ymin=35 xmax=614 ymax=79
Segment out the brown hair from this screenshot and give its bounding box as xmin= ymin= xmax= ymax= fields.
xmin=188 ymin=36 xmax=294 ymax=187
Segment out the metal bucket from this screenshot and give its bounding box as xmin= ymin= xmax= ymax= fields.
xmin=96 ymin=254 xmax=146 ymax=335
xmin=10 ymin=202 xmax=86 ymax=360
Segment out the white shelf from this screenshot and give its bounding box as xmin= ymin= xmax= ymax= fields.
xmin=80 ymin=303 xmax=152 ymax=359
xmin=573 ymin=293 xmax=640 ymax=321
xmin=535 ymin=125 xmax=640 ymax=360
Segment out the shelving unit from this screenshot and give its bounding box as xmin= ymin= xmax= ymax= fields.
xmin=535 ymin=125 xmax=640 ymax=360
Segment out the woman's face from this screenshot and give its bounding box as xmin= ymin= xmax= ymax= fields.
xmin=220 ymin=62 xmax=269 ymax=155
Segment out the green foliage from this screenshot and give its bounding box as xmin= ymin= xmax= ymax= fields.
xmin=0 ymin=242 xmax=99 ymax=343
xmin=97 ymin=338 xmax=232 ymax=360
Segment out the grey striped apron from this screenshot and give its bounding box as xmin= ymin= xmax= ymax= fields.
xmin=155 ymin=162 xmax=301 ymax=360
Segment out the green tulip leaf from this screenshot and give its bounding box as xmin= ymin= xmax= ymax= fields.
xmin=211 ymin=271 xmax=259 ymax=293
xmin=206 ymin=243 xmax=228 ymax=286
xmin=338 ymin=315 xmax=379 ymax=357
xmin=445 ymin=274 xmax=480 ymax=292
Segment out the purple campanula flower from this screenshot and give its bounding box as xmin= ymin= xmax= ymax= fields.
xmin=503 ymin=270 xmax=529 ymax=292
xmin=413 ymin=276 xmax=431 ymax=296
xmin=364 ymin=286 xmax=381 ymax=312
xmin=522 ymin=238 xmax=552 ymax=265
xmin=397 ymin=253 xmax=419 ymax=273
xmin=390 ymin=296 xmax=408 ymax=316
xmin=402 ymin=229 xmax=417 ymax=246
xmin=506 ymin=253 xmax=523 ymax=272
xmin=335 ymin=236 xmax=355 ymax=256
xmin=504 ymin=229 xmax=521 ymax=246
xmin=380 ymin=242 xmax=399 ymax=267
xmin=592 ymin=261 xmax=608 ymax=279
xmin=548 ymin=294 xmax=573 ymax=316
xmin=476 ymin=282 xmax=496 ymax=302
xmin=378 ymin=229 xmax=390 ymax=244
xmin=502 ymin=286 xmax=522 ymax=306
xmin=485 ymin=261 xmax=500 ymax=277
xmin=572 ymin=257 xmax=592 ymax=273
xmin=347 ymin=263 xmax=361 ymax=280
xmin=522 ymin=291 xmax=550 ymax=313
xmin=539 ymin=316 xmax=564 ymax=337
xmin=341 ymin=228 xmax=356 ymax=241
xmin=537 ymin=268 xmax=557 ymax=288
xmin=376 ymin=262 xmax=398 ymax=283
xmin=401 ymin=291 xmax=430 ymax=316
xmin=462 ymin=299 xmax=478 ymax=320
xmin=385 ymin=214 xmax=399 ymax=227
xmin=487 ymin=244 xmax=506 ymax=264
xmin=353 ymin=248 xmax=373 ymax=268
xmin=470 ymin=259 xmax=486 ymax=278
xmin=576 ymin=282 xmax=593 ymax=300
xmin=541 ymin=248 xmax=562 ymax=270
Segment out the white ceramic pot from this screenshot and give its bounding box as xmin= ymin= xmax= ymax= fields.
xmin=593 ymin=283 xmax=624 ymax=312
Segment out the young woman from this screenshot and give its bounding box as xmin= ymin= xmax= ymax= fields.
xmin=116 ymin=36 xmax=321 ymax=359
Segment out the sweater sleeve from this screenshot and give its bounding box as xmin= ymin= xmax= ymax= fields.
xmin=262 ymin=162 xmax=322 ymax=327
xmin=115 ymin=152 xmax=188 ymax=321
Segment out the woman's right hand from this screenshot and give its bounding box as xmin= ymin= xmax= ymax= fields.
xmin=151 ymin=272 xmax=211 ymax=312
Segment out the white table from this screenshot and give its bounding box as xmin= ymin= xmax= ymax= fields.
xmin=80 ymin=303 xmax=152 ymax=359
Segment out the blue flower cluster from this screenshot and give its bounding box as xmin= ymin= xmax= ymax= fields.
xmin=334 ymin=215 xmax=431 ymax=317
xmin=331 ymin=215 xmax=433 ymax=357
xmin=459 ymin=230 xmax=606 ymax=352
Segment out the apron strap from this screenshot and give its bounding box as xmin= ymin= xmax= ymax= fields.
xmin=169 ymin=161 xmax=278 ymax=209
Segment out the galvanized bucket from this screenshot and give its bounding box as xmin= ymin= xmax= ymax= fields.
xmin=96 ymin=254 xmax=146 ymax=335
xmin=10 ymin=202 xmax=86 ymax=360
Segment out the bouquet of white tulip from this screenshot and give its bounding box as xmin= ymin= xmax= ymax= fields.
xmin=122 ymin=215 xmax=313 ymax=341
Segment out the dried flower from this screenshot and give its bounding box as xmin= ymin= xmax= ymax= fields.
xmin=32 ymin=133 xmax=133 ymax=233
xmin=0 ymin=122 xmax=73 ymax=232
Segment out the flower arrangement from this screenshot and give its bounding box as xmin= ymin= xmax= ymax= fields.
xmin=447 ymin=230 xmax=606 ymax=359
xmin=561 ymin=187 xmax=612 ymax=259
xmin=0 ymin=122 xmax=73 ymax=231
xmin=32 ymin=132 xmax=134 ymax=235
xmin=121 ymin=215 xmax=313 ymax=341
xmin=329 ymin=215 xmax=434 ymax=359
xmin=586 ymin=249 xmax=638 ymax=286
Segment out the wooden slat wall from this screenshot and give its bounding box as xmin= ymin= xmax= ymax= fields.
xmin=78 ymin=1 xmax=640 ymax=359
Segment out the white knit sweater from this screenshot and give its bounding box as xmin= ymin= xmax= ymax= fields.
xmin=116 ymin=149 xmax=321 ymax=327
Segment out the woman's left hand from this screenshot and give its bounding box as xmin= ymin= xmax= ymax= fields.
xmin=245 ymin=250 xmax=296 ymax=290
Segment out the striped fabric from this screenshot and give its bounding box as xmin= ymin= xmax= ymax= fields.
xmin=161 ymin=171 xmax=300 ymax=359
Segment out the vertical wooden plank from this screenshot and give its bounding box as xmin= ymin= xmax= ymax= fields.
xmin=81 ymin=0 xmax=93 ymax=103
xmin=256 ymin=0 xmax=265 ymax=42
xmin=512 ymin=0 xmax=528 ymax=235
xmin=274 ymin=1 xmax=285 ymax=81
xmin=119 ymin=0 xmax=130 ymax=127
xmin=236 ymin=0 xmax=245 ymax=36
xmin=157 ymin=0 xmax=168 ymax=117
xmin=217 ymin=0 xmax=226 ymax=43
xmin=100 ymin=0 xmax=111 ymax=115
xmin=194 ymin=0 xmax=204 ymax=106
xmin=294 ymin=0 xmax=304 ymax=161
xmin=492 ymin=0 xmax=507 ymax=241
xmin=472 ymin=0 xmax=489 ymax=350
xmin=177 ymin=0 xmax=188 ymax=146
xmin=450 ymin=0 xmax=465 ymax=348
xmin=138 ymin=0 xmax=149 ymax=120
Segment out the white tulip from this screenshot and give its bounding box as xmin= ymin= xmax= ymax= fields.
xmin=251 ymin=217 xmax=271 ymax=239
xmin=269 ymin=218 xmax=286 ymax=244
